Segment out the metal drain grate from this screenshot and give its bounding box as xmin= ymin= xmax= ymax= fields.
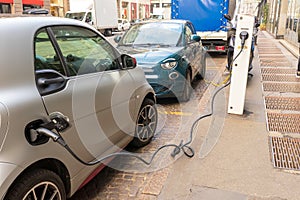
xmin=263 ymin=82 xmax=300 ymax=93
xmin=270 ymin=136 xmax=300 ymax=170
xmin=261 ymin=68 xmax=296 ymax=74
xmin=260 ymin=58 xmax=288 ymax=61
xmin=260 ymin=61 xmax=291 ymax=67
xmin=265 ymin=96 xmax=300 ymax=111
xmin=258 ymin=51 xmax=283 ymax=54
xmin=262 ymin=74 xmax=300 ymax=82
xmin=259 ymin=56 xmax=286 ymax=59
xmin=267 ymin=112 xmax=300 ymax=133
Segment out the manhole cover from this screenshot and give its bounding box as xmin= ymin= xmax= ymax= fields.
xmin=265 ymin=96 xmax=300 ymax=111
xmin=261 ymin=68 xmax=296 ymax=74
xmin=267 ymin=112 xmax=300 ymax=133
xmin=270 ymin=136 xmax=300 ymax=170
xmin=263 ymin=82 xmax=300 ymax=93
xmin=262 ymin=74 xmax=300 ymax=82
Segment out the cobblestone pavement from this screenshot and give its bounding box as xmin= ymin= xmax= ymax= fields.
xmin=70 ymin=51 xmax=227 ymax=199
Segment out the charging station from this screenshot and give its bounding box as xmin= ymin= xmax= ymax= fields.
xmin=228 ymin=14 xmax=254 ymax=115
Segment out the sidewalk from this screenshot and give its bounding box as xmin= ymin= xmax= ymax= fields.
xmin=158 ymin=31 xmax=300 ymax=200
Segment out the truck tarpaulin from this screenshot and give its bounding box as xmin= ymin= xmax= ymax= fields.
xmin=171 ymin=0 xmax=229 ymax=32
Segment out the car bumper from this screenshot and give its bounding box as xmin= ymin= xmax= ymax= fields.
xmin=142 ymin=67 xmax=186 ymax=99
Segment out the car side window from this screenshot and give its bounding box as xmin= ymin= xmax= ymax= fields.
xmin=34 ymin=28 xmax=66 ymax=75
xmin=50 ymin=26 xmax=120 ymax=76
xmin=185 ymin=25 xmax=193 ymax=44
xmin=86 ymin=12 xmax=92 ymax=23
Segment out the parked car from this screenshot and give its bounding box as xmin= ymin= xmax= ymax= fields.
xmin=22 ymin=8 xmax=50 ymax=15
xmin=0 ymin=16 xmax=157 ymax=199
xmin=114 ymin=20 xmax=207 ymax=101
xmin=118 ymin=18 xmax=131 ymax=31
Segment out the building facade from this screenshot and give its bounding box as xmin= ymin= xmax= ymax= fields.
xmin=150 ymin=0 xmax=171 ymax=19
xmin=263 ymin=0 xmax=300 ymax=48
xmin=239 ymin=0 xmax=299 ymax=50
xmin=0 ymin=0 xmax=170 ymax=21
xmin=50 ymin=0 xmax=69 ymax=17
xmin=117 ymin=0 xmax=151 ymax=21
xmin=0 ymin=0 xmax=68 ymax=16
xmin=240 ymin=0 xmax=261 ymax=15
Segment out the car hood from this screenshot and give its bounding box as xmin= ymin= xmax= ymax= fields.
xmin=117 ymin=46 xmax=183 ymax=64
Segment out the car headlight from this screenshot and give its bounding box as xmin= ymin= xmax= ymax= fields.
xmin=160 ymin=58 xmax=178 ymax=69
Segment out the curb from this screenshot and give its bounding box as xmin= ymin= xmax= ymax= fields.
xmin=279 ymin=39 xmax=299 ymax=58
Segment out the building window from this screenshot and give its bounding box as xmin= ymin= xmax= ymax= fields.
xmin=0 ymin=3 xmax=11 ymax=13
xmin=23 ymin=4 xmax=41 ymax=11
xmin=293 ymin=19 xmax=298 ymax=32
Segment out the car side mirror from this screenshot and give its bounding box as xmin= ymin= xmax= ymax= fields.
xmin=224 ymin=14 xmax=232 ymax=21
xmin=114 ymin=35 xmax=122 ymax=43
xmin=191 ymin=34 xmax=201 ymax=42
xmin=121 ymin=54 xmax=136 ymax=69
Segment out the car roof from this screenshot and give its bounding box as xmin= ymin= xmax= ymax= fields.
xmin=0 ymin=16 xmax=94 ymax=35
xmin=135 ymin=19 xmax=189 ymax=25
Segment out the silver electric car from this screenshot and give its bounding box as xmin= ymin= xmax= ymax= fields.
xmin=0 ymin=16 xmax=157 ymax=199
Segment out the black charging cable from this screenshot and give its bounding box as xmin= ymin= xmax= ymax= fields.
xmin=36 ymin=77 xmax=231 ymax=166
xmin=35 ymin=37 xmax=248 ymax=166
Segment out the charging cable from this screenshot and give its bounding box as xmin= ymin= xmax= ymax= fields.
xmin=34 ymin=38 xmax=248 ymax=166
xmin=35 ymin=76 xmax=230 ymax=166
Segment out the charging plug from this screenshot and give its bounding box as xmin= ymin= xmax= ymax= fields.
xmin=239 ymin=31 xmax=249 ymax=46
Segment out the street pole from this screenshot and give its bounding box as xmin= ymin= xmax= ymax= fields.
xmin=297 ymin=28 xmax=300 ymax=78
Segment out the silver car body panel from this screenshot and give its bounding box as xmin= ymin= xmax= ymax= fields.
xmin=0 ymin=17 xmax=155 ymax=197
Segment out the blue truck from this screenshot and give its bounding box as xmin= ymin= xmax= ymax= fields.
xmin=171 ymin=0 xmax=237 ymax=53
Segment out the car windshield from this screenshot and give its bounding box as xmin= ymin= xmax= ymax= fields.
xmin=120 ymin=22 xmax=182 ymax=47
xmin=65 ymin=12 xmax=86 ymax=21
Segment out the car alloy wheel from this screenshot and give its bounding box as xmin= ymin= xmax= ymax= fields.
xmin=24 ymin=181 xmax=62 ymax=200
xmin=131 ymin=98 xmax=157 ymax=147
xmin=5 ymin=169 xmax=66 ymax=200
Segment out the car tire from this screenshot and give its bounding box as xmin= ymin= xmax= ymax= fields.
xmin=104 ymin=29 xmax=112 ymax=36
xmin=5 ymin=169 xmax=66 ymax=200
xmin=179 ymin=70 xmax=192 ymax=102
xmin=201 ymin=57 xmax=206 ymax=79
xmin=131 ymin=98 xmax=157 ymax=148
xmin=196 ymin=58 xmax=206 ymax=80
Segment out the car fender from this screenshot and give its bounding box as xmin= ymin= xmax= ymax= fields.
xmin=0 ymin=162 xmax=21 ymax=198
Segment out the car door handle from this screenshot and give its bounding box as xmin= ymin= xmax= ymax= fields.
xmin=38 ymin=77 xmax=65 ymax=86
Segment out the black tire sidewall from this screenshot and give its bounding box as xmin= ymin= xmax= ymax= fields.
xmin=5 ymin=169 xmax=66 ymax=200
xmin=180 ymin=70 xmax=191 ymax=102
